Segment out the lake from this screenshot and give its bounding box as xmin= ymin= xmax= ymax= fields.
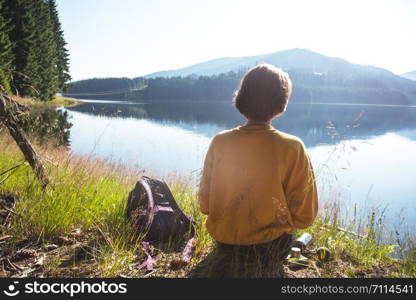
xmin=64 ymin=99 xmax=416 ymax=234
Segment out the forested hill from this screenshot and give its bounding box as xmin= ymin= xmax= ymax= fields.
xmin=65 ymin=77 xmax=146 ymax=98
xmin=65 ymin=49 xmax=416 ymax=105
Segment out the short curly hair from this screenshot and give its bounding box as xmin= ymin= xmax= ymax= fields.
xmin=234 ymin=64 xmax=292 ymax=121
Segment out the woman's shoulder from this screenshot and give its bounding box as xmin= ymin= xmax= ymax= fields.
xmin=272 ymin=130 xmax=306 ymax=151
xmin=212 ymin=126 xmax=241 ymax=139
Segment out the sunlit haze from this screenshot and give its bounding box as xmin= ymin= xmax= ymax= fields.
xmin=56 ymin=0 xmax=416 ymax=81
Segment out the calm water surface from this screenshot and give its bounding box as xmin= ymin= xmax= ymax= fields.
xmin=64 ymin=100 xmax=416 ymax=232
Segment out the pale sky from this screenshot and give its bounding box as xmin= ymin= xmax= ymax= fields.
xmin=56 ymin=0 xmax=416 ymax=81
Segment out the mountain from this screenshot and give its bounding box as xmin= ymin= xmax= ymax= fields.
xmin=146 ymin=48 xmax=353 ymax=77
xmin=145 ymin=49 xmax=400 ymax=81
xmin=402 ymin=71 xmax=416 ymax=81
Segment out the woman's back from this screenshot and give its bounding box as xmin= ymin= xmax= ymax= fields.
xmin=198 ymin=123 xmax=318 ymax=245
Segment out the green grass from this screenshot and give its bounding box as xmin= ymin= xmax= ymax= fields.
xmin=0 ymin=135 xmax=414 ymax=278
xmin=12 ymin=95 xmax=82 ymax=109
xmin=49 ymin=96 xmax=83 ymax=108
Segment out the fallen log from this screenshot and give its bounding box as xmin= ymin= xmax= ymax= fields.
xmin=0 ymin=92 xmax=49 ymax=188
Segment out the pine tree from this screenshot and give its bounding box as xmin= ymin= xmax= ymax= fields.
xmin=48 ymin=0 xmax=71 ymax=92
xmin=0 ymin=0 xmax=15 ymax=93
xmin=4 ymin=0 xmax=39 ymax=98
xmin=32 ymin=0 xmax=59 ymax=101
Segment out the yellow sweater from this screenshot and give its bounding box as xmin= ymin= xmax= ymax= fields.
xmin=198 ymin=124 xmax=318 ymax=245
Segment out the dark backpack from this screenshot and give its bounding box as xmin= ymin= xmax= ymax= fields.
xmin=126 ymin=176 xmax=195 ymax=243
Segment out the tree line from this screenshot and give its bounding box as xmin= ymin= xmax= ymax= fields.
xmin=67 ymin=68 xmax=415 ymax=105
xmin=67 ymin=77 xmax=145 ymax=94
xmin=0 ymin=0 xmax=70 ymax=101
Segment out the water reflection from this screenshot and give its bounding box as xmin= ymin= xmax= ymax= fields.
xmin=69 ymin=100 xmax=416 ymax=147
xmin=21 ymin=107 xmax=72 ymax=147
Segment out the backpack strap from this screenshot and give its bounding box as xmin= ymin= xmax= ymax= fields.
xmin=138 ymin=177 xmax=156 ymax=234
xmin=126 ymin=176 xmax=157 ymax=234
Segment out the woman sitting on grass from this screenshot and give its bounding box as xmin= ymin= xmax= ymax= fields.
xmin=198 ymin=64 xmax=319 ymax=278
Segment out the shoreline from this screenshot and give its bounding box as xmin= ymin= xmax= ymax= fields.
xmin=11 ymin=95 xmax=83 ymax=109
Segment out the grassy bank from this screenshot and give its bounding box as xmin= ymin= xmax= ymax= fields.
xmin=11 ymin=95 xmax=82 ymax=108
xmin=0 ymin=135 xmax=415 ymax=278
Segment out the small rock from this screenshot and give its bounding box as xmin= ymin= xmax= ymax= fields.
xmin=43 ymin=244 xmax=59 ymax=251
xmin=33 ymin=256 xmax=45 ymax=267
xmin=15 ymin=249 xmax=37 ymax=259
xmin=69 ymin=228 xmax=82 ymax=237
